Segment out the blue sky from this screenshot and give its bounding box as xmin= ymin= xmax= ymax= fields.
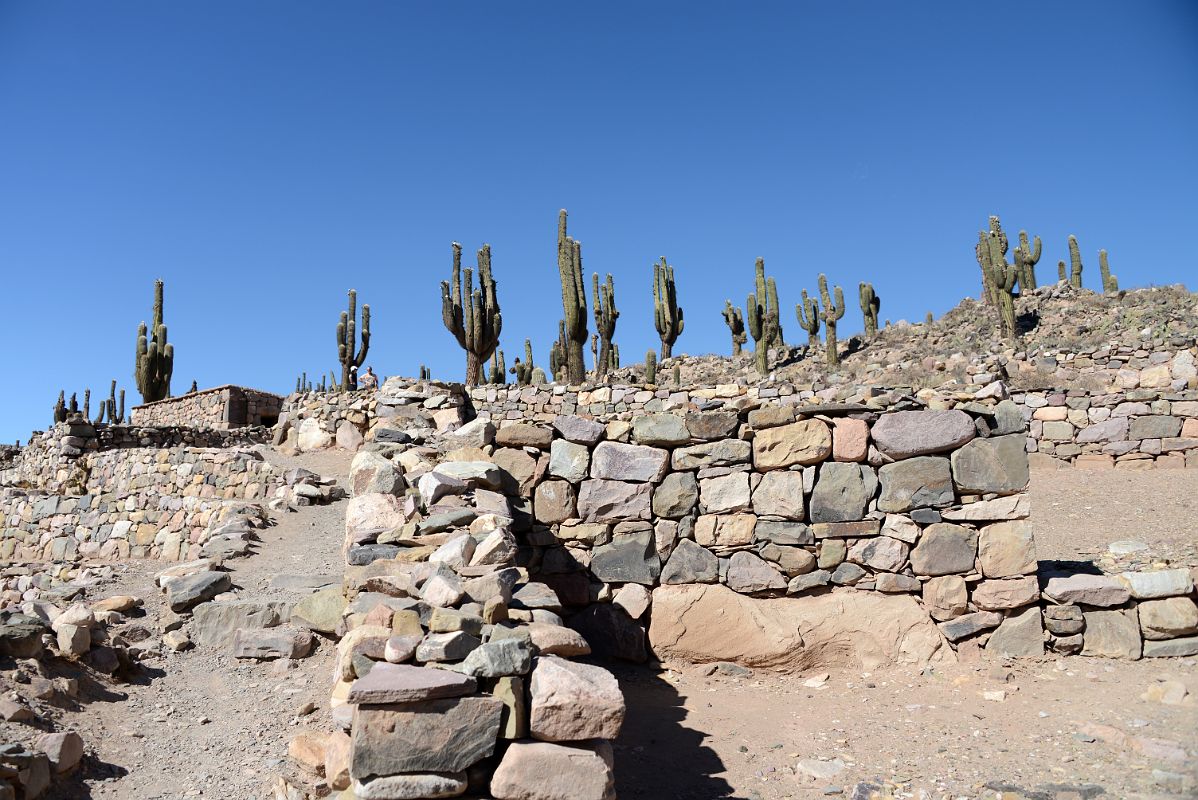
xmin=1 ymin=2 xmax=1196 ymax=442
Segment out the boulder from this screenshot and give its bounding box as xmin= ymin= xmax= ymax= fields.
xmin=534 ymin=480 xmax=577 ymax=524
xmin=649 ymin=583 xmax=953 ymax=671
xmin=1042 ymin=574 xmax=1130 ymax=607
xmin=553 ymin=415 xmax=606 ymax=446
xmin=871 ymin=410 xmax=975 ymax=459
xmin=354 ymin=774 xmax=467 ymax=799
xmin=165 ymin=570 xmax=231 ymax=612
xmin=345 ymin=493 xmax=407 ymax=547
xmin=348 ymin=663 xmax=476 ymax=704
xmin=970 ymin=576 xmax=1040 ymax=610
xmin=752 ymin=420 xmax=833 ymax=470
xmin=433 ymin=460 xmax=502 ymax=490
xmin=444 ymin=418 xmax=495 ymax=448
xmin=193 ymin=600 xmax=289 ymax=646
xmin=1137 ymin=597 xmax=1198 ymax=640
xmin=877 ymin=456 xmax=954 ymax=513
xmin=351 ymin=696 xmax=503 ymax=775
xmin=936 ymin=610 xmax=1002 ymax=641
xmin=297 ymin=418 xmax=333 ymax=451
xmin=672 ymin=439 xmax=752 ymax=470
xmin=909 ymin=524 xmax=977 ymax=577
xmin=685 ymin=411 xmax=739 ymax=440
xmin=35 ymin=731 xmax=84 ymax=774
xmin=495 ymin=423 xmax=554 ymax=449
xmin=230 ymin=626 xmax=314 ymax=660
xmin=1117 ymin=569 xmax=1193 ymax=599
xmin=922 ymin=575 xmax=968 ymax=621
xmin=548 ymin=439 xmax=590 ymax=483
xmin=985 ymin=607 xmax=1044 ymax=656
xmin=492 ymin=447 xmax=539 ymax=495
xmin=809 ymin=462 xmax=873 ymax=523
xmin=1081 ymin=609 xmax=1142 ymax=659
xmin=529 ymin=656 xmax=625 ymax=742
xmin=1129 ymin=415 xmax=1182 ymax=439
xmin=589 ymin=442 xmax=669 ymax=482
xmin=950 ymin=434 xmax=1029 ymax=494
xmin=490 ymin=740 xmax=615 ymax=800
xmin=847 ymin=536 xmax=909 ymax=573
xmin=590 ymin=531 xmax=660 ymax=585
xmin=694 ymin=513 xmax=757 ymax=548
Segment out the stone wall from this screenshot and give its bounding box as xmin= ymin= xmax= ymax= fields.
xmin=131 ymin=385 xmax=283 ymax=429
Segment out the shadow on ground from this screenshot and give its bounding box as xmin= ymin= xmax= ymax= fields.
xmin=612 ymin=664 xmax=740 ymax=799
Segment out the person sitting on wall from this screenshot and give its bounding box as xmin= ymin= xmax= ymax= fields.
xmin=358 ymin=366 xmax=378 ymax=391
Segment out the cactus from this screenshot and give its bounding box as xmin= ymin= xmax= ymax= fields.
xmin=1067 ymin=235 xmax=1083 ymax=288
xmin=511 ymin=339 xmax=535 ymax=385
xmin=53 ymin=391 xmax=67 ymax=425
xmin=531 ymin=366 xmax=547 ymax=385
xmin=1014 ymin=230 xmax=1041 ymax=291
xmin=489 ymin=349 xmax=506 ymax=384
xmin=188 ymin=380 xmax=198 ymax=394
xmin=611 ymin=343 xmax=620 ymax=370
xmin=746 ymin=257 xmax=783 ymax=376
xmin=441 ymin=243 xmax=501 ymax=386
xmin=329 ymin=371 xmax=342 ymax=392
xmin=335 ymin=288 xmax=371 ymax=391
xmin=1057 ymin=260 xmax=1067 ymax=282
xmin=134 ymin=279 xmax=174 ymax=403
xmin=1099 ymin=249 xmax=1118 ymax=293
xmin=83 ymin=389 xmax=91 ymax=420
xmin=653 ymin=257 xmax=684 ymax=359
xmin=549 ymin=320 xmax=567 ymax=382
xmin=925 ymin=311 xmax=934 ymax=326
xmin=592 ymin=273 xmax=619 ymax=379
xmin=975 ymin=216 xmax=1008 ymax=305
xmin=556 ymin=210 xmax=588 ymax=384
xmin=721 ymin=300 xmax=747 ymax=356
xmin=672 ymin=365 xmax=681 ymax=386
xmin=796 ymin=289 xmax=821 ymax=353
xmin=644 ymin=350 xmax=657 ymax=384
xmin=419 ymin=365 xmax=431 ymax=381
xmin=818 ymin=274 xmax=846 ymax=366
xmin=858 ymin=282 xmax=880 ymax=339
xmin=111 ymin=381 xmax=125 ymax=424
xmin=984 ymin=232 xmax=1019 ymax=338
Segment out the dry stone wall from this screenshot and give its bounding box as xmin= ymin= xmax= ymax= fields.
xmin=131 ymin=385 xmax=283 ymax=429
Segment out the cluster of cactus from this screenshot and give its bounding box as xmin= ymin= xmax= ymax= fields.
xmin=54 ymin=382 xmax=125 ymax=426
xmin=796 ymin=289 xmax=821 ymax=352
xmin=592 ymin=273 xmax=619 ymax=379
xmin=746 ymin=258 xmax=783 ymax=376
xmin=1099 ymin=249 xmax=1119 ymax=293
xmin=818 ymin=274 xmax=846 ymax=365
xmin=489 ymin=349 xmax=506 ymax=384
xmin=858 ymin=282 xmax=880 ymax=339
xmin=419 ymin=365 xmax=431 ymax=381
xmin=652 ymin=257 xmax=684 ymax=359
xmin=549 ymin=320 xmax=568 ymax=383
xmin=556 ymin=210 xmax=589 ymax=384
xmin=510 ymin=340 xmax=544 ymax=385
xmin=296 ymin=372 xmax=313 ymax=393
xmin=134 ymin=279 xmax=174 ymax=403
xmin=1014 ymin=230 xmax=1041 ymax=290
xmin=441 ymin=242 xmax=501 ymax=386
xmin=644 ymin=350 xmax=657 ymax=384
xmin=336 ymin=289 xmax=371 ymax=391
xmin=721 ymin=301 xmax=747 ymax=356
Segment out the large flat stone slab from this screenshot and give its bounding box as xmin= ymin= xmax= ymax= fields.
xmin=348 ymin=663 xmax=477 ymax=704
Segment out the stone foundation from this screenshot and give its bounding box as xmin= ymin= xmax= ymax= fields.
xmin=131 ymin=385 xmax=283 ymax=429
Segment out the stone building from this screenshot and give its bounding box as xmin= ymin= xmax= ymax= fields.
xmin=131 ymin=385 xmax=283 ymax=429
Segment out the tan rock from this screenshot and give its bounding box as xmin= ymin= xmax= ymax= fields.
xmin=832 ymin=418 xmax=869 ymax=462
xmin=922 ymin=575 xmax=968 ymax=621
xmin=970 ymin=576 xmax=1040 ymax=610
xmin=491 ymin=740 xmax=615 ymax=800
xmin=288 ymin=731 xmax=328 ymax=776
xmin=977 ymin=520 xmax=1037 ymax=578
xmin=752 ymin=420 xmax=833 ymax=470
xmin=694 ymin=514 xmax=757 ymax=549
xmin=529 ymin=656 xmax=625 ymax=742
xmin=90 ymin=595 xmax=142 ymax=613
xmin=649 ymin=583 xmax=954 ymax=671
xmin=1138 ymin=597 xmax=1198 ymax=640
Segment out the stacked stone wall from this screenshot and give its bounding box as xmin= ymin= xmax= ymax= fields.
xmin=131 ymin=385 xmax=283 ymax=428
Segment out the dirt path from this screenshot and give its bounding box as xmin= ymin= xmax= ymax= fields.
xmin=49 ymin=449 xmax=352 ymax=800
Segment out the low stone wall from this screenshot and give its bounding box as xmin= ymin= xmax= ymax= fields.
xmin=0 ymin=448 xmax=285 ymax=568
xmin=131 ymin=385 xmax=283 ymax=429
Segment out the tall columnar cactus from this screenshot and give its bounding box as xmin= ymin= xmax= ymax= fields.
xmin=53 ymin=391 xmax=67 ymax=425
xmin=511 ymin=339 xmax=536 ymax=385
xmin=818 ymin=274 xmax=846 ymax=366
xmin=108 ymin=381 xmax=125 ymax=424
xmin=556 ymin=210 xmax=588 ymax=384
xmin=549 ymin=320 xmax=568 ymax=383
xmin=418 ymin=365 xmax=431 ymax=381
xmin=336 ymin=288 xmax=371 ymax=391
xmin=984 ymin=232 xmax=1019 ymax=338
xmin=858 ymin=282 xmax=880 ymax=339
xmin=134 ymin=279 xmax=174 ymax=403
xmin=721 ymin=300 xmax=747 ymax=356
xmin=1057 ymin=260 xmax=1067 ymax=282
xmin=1014 ymin=230 xmax=1041 ymax=291
xmin=592 ymin=273 xmax=619 ymax=379
xmin=746 ymin=258 xmax=783 ymax=376
xmin=652 ymin=257 xmax=684 ymax=359
xmin=1099 ymin=250 xmax=1119 ymax=293
xmin=975 ymin=232 xmax=994 ymax=305
xmin=644 ymin=350 xmax=657 ymax=384
xmin=796 ymin=289 xmax=821 ymax=352
xmin=83 ymin=389 xmax=91 ymax=420
xmin=489 ymin=349 xmax=506 ymax=384
xmin=441 ymin=243 xmax=501 ymax=386
xmin=1067 ymin=235 xmax=1083 ymax=288
xmin=610 ymin=342 xmax=620 ymax=370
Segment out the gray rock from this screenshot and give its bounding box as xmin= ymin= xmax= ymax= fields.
xmin=671 ymin=439 xmax=752 ymax=470
xmin=751 ymin=471 xmax=806 ymax=519
xmin=810 ymin=462 xmax=872 ymax=523
xmin=830 ymin=562 xmax=867 ymax=585
xmin=165 ymin=571 xmax=231 ymax=612
xmin=685 ymin=411 xmax=739 ymax=440
xmin=699 ymin=472 xmax=752 ymax=513
xmin=985 ymin=607 xmax=1044 ymax=656
xmin=351 ymin=696 xmax=502 ymax=774
xmin=1129 ymin=415 xmax=1182 ymax=439
xmin=725 ymin=551 xmax=787 ymax=593
xmin=590 ymin=531 xmax=661 ymax=585
xmin=553 ymin=415 xmax=606 ymax=445
xmin=417 ymin=631 xmax=481 ymax=662
xmin=754 ymin=520 xmax=814 ymax=545
xmin=871 ymin=410 xmax=976 ymax=459
xmin=347 ymin=544 xmax=401 ymax=566
xmin=877 ymin=456 xmax=954 ymax=513
xmin=1143 ymin=636 xmax=1198 ymax=658
xmin=457 ymin=637 xmax=533 ymax=678
xmin=874 ymin=573 xmax=920 ymax=593
xmin=354 ymin=774 xmax=467 ymax=800
xmin=590 ymin=441 xmax=669 ymax=482
xmin=757 ymin=543 xmax=817 ymax=576
xmin=1075 ymin=417 xmax=1128 ymax=444
xmin=1044 ymin=604 xmax=1084 ymax=635
xmin=909 ymin=523 xmax=977 ymax=576
xmin=192 ymin=600 xmax=289 ymax=647
xmin=349 ymin=450 xmax=406 ymax=497
xmin=652 ymin=471 xmax=699 ymax=519
xmin=950 ymin=434 xmax=1029 ymax=494
xmin=576 ymin=479 xmax=652 ymax=523
xmin=533 ymin=480 xmax=577 ymax=524
xmin=229 ymin=625 xmax=313 ymax=660
xmin=549 ymin=439 xmax=591 ymax=483
xmin=1117 ymin=569 xmax=1194 ymax=599
xmin=1042 ymin=574 xmax=1130 ymax=607
xmin=632 ymin=413 xmax=690 ymax=447
xmin=787 ymin=569 xmax=832 ymax=594
xmin=1081 ymin=609 xmax=1142 ymax=659
xmin=660 ymin=539 xmax=719 ymax=584
xmin=937 ymin=611 xmax=1003 ymax=642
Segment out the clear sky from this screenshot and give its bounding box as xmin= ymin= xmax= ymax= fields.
xmin=1 ymin=2 xmax=1196 ymax=443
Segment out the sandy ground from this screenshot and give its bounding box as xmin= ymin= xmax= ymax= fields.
xmin=7 ymin=457 xmax=1196 ymax=799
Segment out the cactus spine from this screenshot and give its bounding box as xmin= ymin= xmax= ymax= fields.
xmin=489 ymin=349 xmax=506 ymax=384
xmin=858 ymin=282 xmax=880 ymax=339
xmin=818 ymin=274 xmax=846 ymax=366
xmin=441 ymin=243 xmax=501 ymax=386
xmin=1067 ymin=236 xmax=1083 ymax=288
xmin=335 ymin=288 xmax=370 ymax=391
xmin=721 ymin=301 xmax=747 ymax=356
xmin=1099 ymin=250 xmax=1118 ymax=293
xmin=652 ymin=257 xmax=684 ymax=359
xmin=644 ymin=350 xmax=657 ymax=384
xmin=592 ymin=273 xmax=618 ymax=379
xmin=796 ymin=289 xmax=821 ymax=352
xmin=984 ymin=231 xmax=1019 ymax=338
xmin=134 ymin=279 xmax=174 ymax=403
xmin=1014 ymin=230 xmax=1041 ymax=291
xmin=556 ymin=210 xmax=588 ymax=384
xmin=746 ymin=258 xmax=782 ymax=376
